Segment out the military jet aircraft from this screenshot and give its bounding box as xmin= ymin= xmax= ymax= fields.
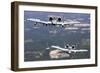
xmin=46 ymin=44 xmax=88 ymax=53
xmin=27 ymin=15 xmax=81 ymax=27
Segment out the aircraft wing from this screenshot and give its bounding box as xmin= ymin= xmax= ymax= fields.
xmin=70 ymin=49 xmax=88 ymax=52
xmin=51 ymin=45 xmax=88 ymax=53
xmin=55 ymin=21 xmax=80 ymax=26
xmin=27 ymin=18 xmax=51 ymax=24
xmin=51 ymin=45 xmax=69 ymax=51
xmin=27 ymin=18 xmax=81 ymax=26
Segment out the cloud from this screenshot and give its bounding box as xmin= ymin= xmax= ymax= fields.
xmin=49 ymin=30 xmax=58 ymax=34
xmin=74 ymin=24 xmax=90 ymax=27
xmin=64 ymin=27 xmax=79 ymax=30
xmin=81 ymin=28 xmax=90 ymax=31
xmin=32 ymin=27 xmax=40 ymax=29
xmin=24 ymin=39 xmax=33 ymax=43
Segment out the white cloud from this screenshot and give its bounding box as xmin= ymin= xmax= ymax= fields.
xmin=74 ymin=24 xmax=90 ymax=27
xmin=64 ymin=27 xmax=79 ymax=30
xmin=24 ymin=39 xmax=33 ymax=43
xmin=81 ymin=28 xmax=90 ymax=31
